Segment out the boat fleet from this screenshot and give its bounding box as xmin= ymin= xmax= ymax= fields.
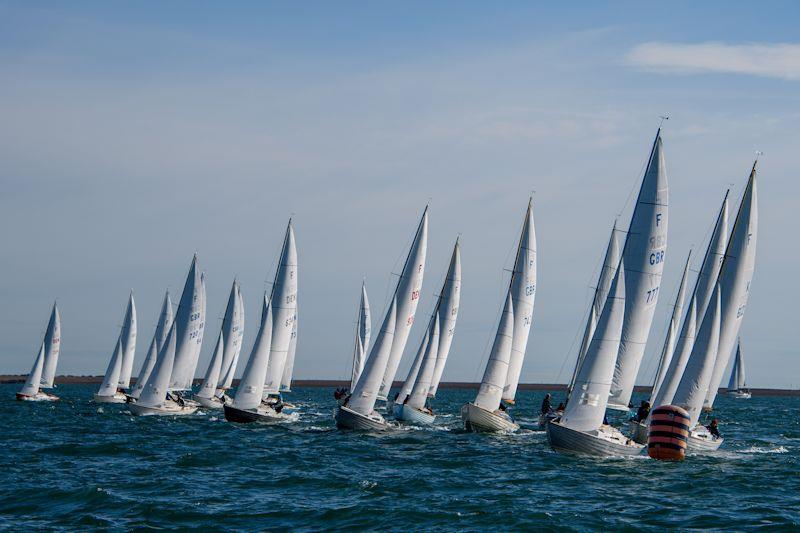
xmin=13 ymin=129 xmax=760 ymax=458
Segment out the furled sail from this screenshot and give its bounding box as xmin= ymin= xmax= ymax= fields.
xmin=40 ymin=303 xmax=61 ymax=389
xmin=503 ymin=199 xmax=537 ymax=403
xmin=561 ymin=262 xmax=626 ymax=432
xmin=649 ymin=192 xmax=728 ymax=409
xmin=130 ymin=290 xmax=173 ymax=400
xmin=232 ymin=295 xmax=274 ymax=410
xmin=219 ymin=280 xmax=245 ymax=391
xmin=117 ymin=292 xmax=137 ymax=389
xmin=378 ymin=208 xmax=428 ymax=400
xmin=704 ymin=164 xmax=758 ymax=409
xmin=649 ymin=250 xmax=692 ymax=401
xmin=349 ymin=281 xmax=371 ymax=391
xmin=429 ymin=238 xmax=462 ymax=397
xmin=608 ymin=131 xmax=669 ymax=411
xmin=169 ymin=255 xmax=205 ymax=391
xmin=263 ymin=220 xmax=299 ymax=395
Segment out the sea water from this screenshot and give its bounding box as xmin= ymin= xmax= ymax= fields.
xmin=1 ymin=384 xmax=797 ymax=530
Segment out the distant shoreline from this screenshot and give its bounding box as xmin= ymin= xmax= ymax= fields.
xmin=1 ymin=375 xmax=798 ymax=396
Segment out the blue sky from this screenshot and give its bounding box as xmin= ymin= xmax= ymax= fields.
xmin=1 ymin=2 xmax=798 ymax=387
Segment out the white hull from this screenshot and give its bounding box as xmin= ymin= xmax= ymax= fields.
xmin=461 ymin=402 xmax=519 ymax=433
xmin=628 ymin=420 xmax=648 ymax=445
xmin=547 ymin=420 xmax=644 ymax=457
xmin=686 ymin=426 xmax=723 ymax=451
xmin=16 ymin=391 xmax=59 ymax=402
xmin=195 ymin=395 xmax=228 ymax=409
xmin=224 ymin=403 xmax=292 ymax=424
xmin=726 ymin=390 xmax=751 ymax=399
xmin=335 ymin=405 xmax=392 ymax=431
xmin=393 ymin=403 xmax=435 ymax=425
xmin=93 ymin=392 xmax=127 ymax=404
xmin=129 ymin=400 xmax=198 ymax=416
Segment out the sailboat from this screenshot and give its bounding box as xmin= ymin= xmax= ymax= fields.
xmin=547 ymin=262 xmax=644 ymax=456
xmin=674 ymin=162 xmax=758 ymax=449
xmin=196 ymin=279 xmax=244 ymax=409
xmin=16 ymin=303 xmax=61 ymax=402
xmin=217 ymin=281 xmax=245 ymax=399
xmin=336 ymin=207 xmax=428 ymax=431
xmin=461 ymin=200 xmax=536 ymax=432
xmin=628 ymin=251 xmax=691 ymax=442
xmin=128 ymin=290 xmax=173 ymax=401
xmin=225 ymin=220 xmax=297 ymax=424
xmin=557 ymin=222 xmax=620 ymax=427
xmin=725 ymin=340 xmax=750 ymax=398
xmin=129 ymin=255 xmax=204 ymax=415
xmin=608 ymin=129 xmax=669 ymax=412
xmin=95 ymin=293 xmax=137 ymax=403
xmin=394 ymin=237 xmax=461 ymax=425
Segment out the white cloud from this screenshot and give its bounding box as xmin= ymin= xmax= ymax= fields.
xmin=627 ymin=42 xmax=800 ymax=80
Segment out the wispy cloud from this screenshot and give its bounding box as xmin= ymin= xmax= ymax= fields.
xmin=627 ymin=42 xmax=800 ymax=80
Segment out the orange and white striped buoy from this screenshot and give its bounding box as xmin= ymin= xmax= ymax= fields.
xmin=647 ymin=405 xmax=690 ymax=460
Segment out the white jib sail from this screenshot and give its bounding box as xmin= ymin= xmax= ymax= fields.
xmin=20 ymin=343 xmax=46 ymax=397
xmin=349 ymin=298 xmax=397 ymax=415
xmin=609 ymin=131 xmax=669 ymax=411
xmin=672 ymin=284 xmax=722 ymax=427
xmin=233 ymin=295 xmax=274 ymax=410
xmin=218 ymin=281 xmax=244 ymax=391
xmin=727 ymin=340 xmax=745 ymax=391
xmin=97 ymin=338 xmax=124 ymax=398
xmin=704 ymin=165 xmax=758 ymax=409
xmin=429 ymin=238 xmax=462 ymax=397
xmin=503 ymin=199 xmax=537 ymax=403
xmin=568 ymin=222 xmax=620 ymax=397
xmin=378 ymin=207 xmax=428 ymax=399
xmin=263 ymin=220 xmax=299 ymax=395
xmin=280 ymin=305 xmax=298 ymax=392
xmin=408 ymin=315 xmax=440 ymax=410
xmin=350 ymin=281 xmax=371 ymax=391
xmin=138 ymin=322 xmax=178 ymax=409
xmin=474 ymin=293 xmax=514 ymax=412
xmin=220 ymin=283 xmax=245 ymax=391
xmin=130 ymin=290 xmax=173 ymax=400
xmin=561 ymin=261 xmax=626 ymax=432
xmin=169 ymin=255 xmax=205 ymax=391
xmin=40 ymin=303 xmax=61 ymax=389
xmin=118 ymin=292 xmax=138 ymax=389
xmin=649 ymin=192 xmax=728 ymax=408
xmin=650 ymin=250 xmax=692 ymax=401
xmin=395 ymin=328 xmax=430 ymax=405
xmin=197 ymin=331 xmax=225 ymax=400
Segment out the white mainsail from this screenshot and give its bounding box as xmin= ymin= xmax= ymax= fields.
xmin=138 ymin=322 xmax=178 ymax=409
xmin=408 ymin=315 xmax=440 ymax=410
xmin=672 ymin=284 xmax=722 ymax=427
xmin=118 ymin=292 xmax=138 ymax=389
xmin=97 ymin=338 xmax=124 ymax=398
xmin=568 ymin=223 xmax=620 ymax=398
xmin=503 ymin=199 xmax=537 ymax=403
xmin=608 ymin=131 xmax=669 ymax=411
xmin=704 ymin=164 xmax=758 ymax=409
xmin=349 ymin=281 xmax=371 ymax=390
xmin=169 ymin=255 xmax=205 ymax=391
xmin=280 ymin=305 xmax=298 ymax=392
xmin=263 ymin=220 xmax=299 ymax=395
xmin=378 ymin=208 xmax=428 ymax=399
xmin=19 ymin=343 xmax=46 ymax=397
xmin=561 ymin=262 xmax=626 ymax=432
xmin=429 ymin=238 xmax=462 ymax=397
xmin=727 ymin=340 xmax=746 ymax=391
xmin=219 ymin=280 xmax=245 ymax=391
xmin=197 ymin=332 xmax=225 ymax=400
xmin=40 ymin=303 xmax=61 ymax=389
xmin=233 ymin=295 xmax=274 ymax=410
xmin=473 ymin=293 xmax=514 ymax=412
xmin=649 ymin=192 xmax=728 ymax=408
xmin=649 ymin=251 xmax=692 ymax=401
xmin=130 ymin=290 xmax=173 ymax=400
